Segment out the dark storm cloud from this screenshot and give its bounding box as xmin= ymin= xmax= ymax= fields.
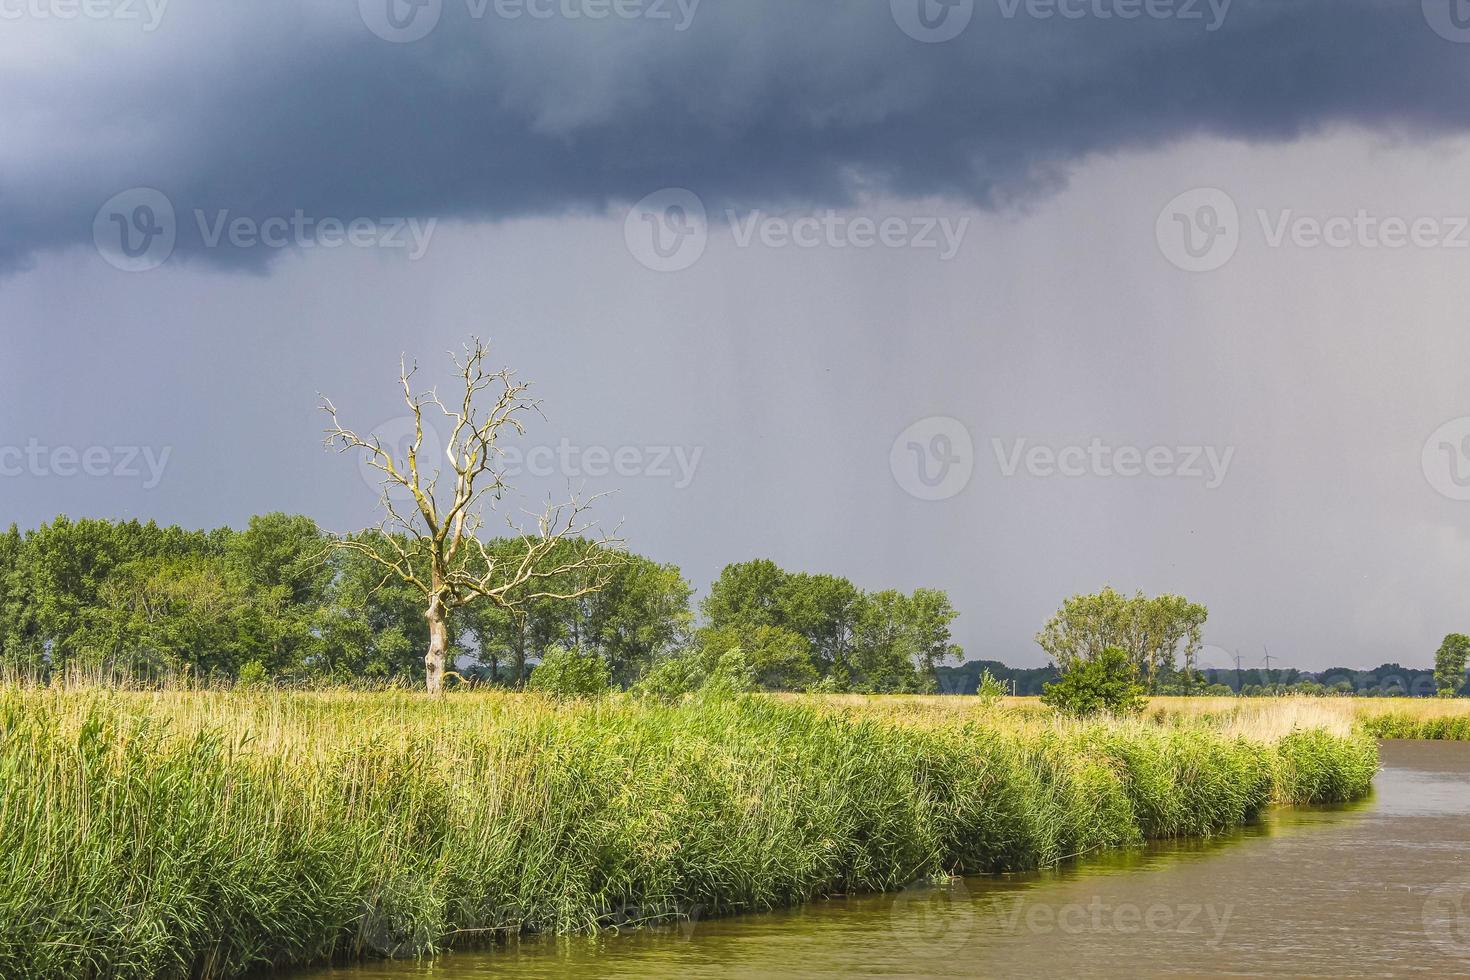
xmin=2 ymin=0 xmax=1468 ymax=270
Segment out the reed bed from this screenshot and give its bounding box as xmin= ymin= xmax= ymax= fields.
xmin=0 ymin=687 xmax=1377 ymax=979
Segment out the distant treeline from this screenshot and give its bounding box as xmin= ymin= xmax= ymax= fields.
xmin=1196 ymin=664 xmax=1453 ymax=698
xmin=936 ymin=660 xmax=1062 ymax=696
xmin=936 ymin=660 xmax=1458 ymax=698
xmin=0 ymin=516 xmax=960 ymax=692
xmin=0 ymin=514 xmax=1450 ymax=696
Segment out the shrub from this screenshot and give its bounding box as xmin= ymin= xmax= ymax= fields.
xmin=1040 ymin=646 xmax=1147 ymax=717
xmin=697 ymin=625 xmax=818 ymax=691
xmin=631 ymin=654 xmax=704 ymax=702
xmin=236 ymin=660 xmax=269 ymax=689
xmin=975 ymin=669 xmax=1007 ymax=707
xmin=526 ymin=646 xmax=612 ymax=699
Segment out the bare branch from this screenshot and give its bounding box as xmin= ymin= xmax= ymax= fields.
xmin=321 ymin=337 xmax=619 ymax=694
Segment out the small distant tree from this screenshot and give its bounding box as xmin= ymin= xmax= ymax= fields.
xmin=975 ymin=669 xmax=1007 ymax=707
xmin=1434 ymin=633 xmax=1470 ymax=698
xmin=324 ymin=339 xmax=621 ymax=694
xmin=237 ymin=659 xmax=269 ymax=689
xmin=1040 ymin=646 xmax=1147 ymax=717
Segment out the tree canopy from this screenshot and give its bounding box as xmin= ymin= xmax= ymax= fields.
xmin=1036 ymin=586 xmax=1206 ymax=692
xmin=0 ymin=520 xmax=957 ymax=695
xmin=698 ymin=560 xmax=962 ymax=692
xmin=1434 ymin=633 xmax=1470 ymax=698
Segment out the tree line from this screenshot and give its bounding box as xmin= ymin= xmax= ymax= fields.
xmin=0 ymin=516 xmax=961 ymax=692
xmin=937 ymin=660 xmax=1470 ymax=699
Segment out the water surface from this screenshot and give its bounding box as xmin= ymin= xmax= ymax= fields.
xmin=304 ymin=741 xmax=1470 ymax=978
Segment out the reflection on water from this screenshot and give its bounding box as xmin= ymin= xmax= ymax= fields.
xmin=302 ymin=741 xmax=1470 ymax=978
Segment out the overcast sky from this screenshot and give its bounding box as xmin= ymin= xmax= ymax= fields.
xmin=4 ymin=0 xmax=1470 ymax=669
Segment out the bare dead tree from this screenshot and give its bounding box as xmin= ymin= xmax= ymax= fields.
xmin=322 ymin=338 xmax=621 ymax=694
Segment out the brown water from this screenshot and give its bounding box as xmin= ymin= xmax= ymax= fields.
xmin=303 ymin=741 xmax=1470 ymax=978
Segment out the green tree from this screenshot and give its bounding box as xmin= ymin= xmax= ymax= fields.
xmin=907 ymin=587 xmax=964 ymax=687
xmin=20 ymin=516 xmax=222 ymax=676
xmin=703 ymin=559 xmax=961 ymax=692
xmin=777 ymin=573 xmax=863 ymax=679
xmin=459 ymin=598 xmax=516 ymax=685
xmin=561 ymin=549 xmax=693 ymax=685
xmin=851 ymin=590 xmax=922 ymax=692
xmin=227 ymin=513 xmax=331 ymax=607
xmin=454 ymin=540 xmax=690 ymax=688
xmin=1434 ymin=633 xmax=1470 ymax=697
xmin=310 ymin=537 xmax=430 ymax=682
xmin=1040 ymin=646 xmax=1147 ymax=716
xmin=702 ymin=559 xmax=788 ymax=631
xmin=1036 ymin=587 xmax=1206 ymax=692
xmin=75 ymin=556 xmax=281 ymax=679
xmin=0 ymin=524 xmax=38 ymax=673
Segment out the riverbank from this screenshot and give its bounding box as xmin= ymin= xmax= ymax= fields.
xmin=0 ymin=688 xmax=1376 ymax=979
xmin=298 ymin=739 xmax=1470 ymax=980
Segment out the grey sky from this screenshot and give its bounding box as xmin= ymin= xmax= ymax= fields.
xmin=4 ymin=2 xmax=1470 ymax=669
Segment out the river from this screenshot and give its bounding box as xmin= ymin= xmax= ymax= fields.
xmin=302 ymin=740 xmax=1470 ymax=978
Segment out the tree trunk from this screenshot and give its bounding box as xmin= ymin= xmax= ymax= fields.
xmin=425 ymin=595 xmax=448 ymax=695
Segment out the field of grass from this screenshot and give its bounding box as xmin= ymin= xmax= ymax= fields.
xmin=808 ymin=693 xmax=1470 ymax=740
xmin=1145 ymin=694 xmax=1470 ymax=740
xmin=0 ymin=688 xmax=1382 ymax=979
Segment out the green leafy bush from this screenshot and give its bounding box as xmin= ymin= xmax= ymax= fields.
xmin=1040 ymin=646 xmax=1147 ymax=717
xmin=975 ymin=669 xmax=1007 ymax=706
xmin=631 ymin=655 xmax=704 ymax=701
xmin=526 ymin=646 xmax=612 ymax=699
xmin=235 ymin=660 xmax=269 ymax=689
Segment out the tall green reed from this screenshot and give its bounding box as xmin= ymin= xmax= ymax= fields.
xmin=0 ymin=688 xmax=1376 ymax=979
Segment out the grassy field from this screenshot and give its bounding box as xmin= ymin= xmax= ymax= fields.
xmin=0 ymin=688 xmax=1389 ymax=978
xmin=809 ymin=693 xmax=1470 ymax=739
xmin=1148 ymin=694 xmax=1470 ymax=740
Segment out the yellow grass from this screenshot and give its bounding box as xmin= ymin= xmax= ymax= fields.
xmin=784 ymin=693 xmax=1470 ymax=741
